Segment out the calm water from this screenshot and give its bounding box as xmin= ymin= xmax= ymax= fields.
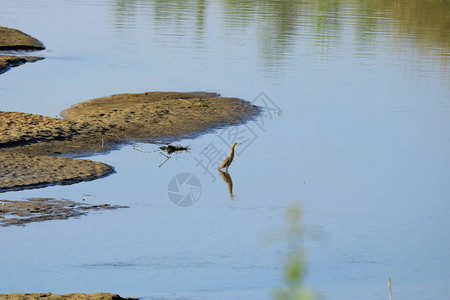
xmin=1 ymin=1 xmax=450 ymax=299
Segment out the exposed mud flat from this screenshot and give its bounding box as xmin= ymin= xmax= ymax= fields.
xmin=1 ymin=92 xmax=258 ymax=155
xmin=0 ymin=293 xmax=137 ymax=300
xmin=0 ymin=197 xmax=128 ymax=227
xmin=0 ymin=111 xmax=105 ymax=146
xmin=0 ymin=27 xmax=45 ymax=50
xmin=0 ymin=92 xmax=259 ymax=191
xmin=61 ymin=91 xmax=258 ymax=143
xmin=0 ymin=153 xmax=114 ymax=192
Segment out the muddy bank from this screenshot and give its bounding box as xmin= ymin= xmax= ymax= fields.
xmin=0 ymin=27 xmax=45 ymax=50
xmin=0 ymin=110 xmax=113 ymax=192
xmin=0 ymin=153 xmax=114 ymax=192
xmin=61 ymin=91 xmax=258 ymax=145
xmin=0 ymin=197 xmax=128 ymax=227
xmin=0 ymin=26 xmax=44 ymax=74
xmin=0 ymin=111 xmax=105 ymax=146
xmin=2 ymin=92 xmax=259 ymax=156
xmin=0 ymin=92 xmax=258 ymax=191
xmin=0 ymin=293 xmax=137 ymax=300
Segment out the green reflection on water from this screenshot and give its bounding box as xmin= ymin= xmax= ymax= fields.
xmin=110 ymin=0 xmax=449 ymax=72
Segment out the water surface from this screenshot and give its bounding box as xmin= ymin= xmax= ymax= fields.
xmin=1 ymin=1 xmax=449 ymax=299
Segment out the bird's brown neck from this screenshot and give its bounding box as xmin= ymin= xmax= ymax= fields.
xmin=228 ymin=145 xmax=236 ymax=157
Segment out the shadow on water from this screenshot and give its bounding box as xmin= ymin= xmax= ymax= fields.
xmin=110 ymin=0 xmax=449 ymax=74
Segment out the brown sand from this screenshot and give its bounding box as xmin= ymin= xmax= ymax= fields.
xmin=61 ymin=91 xmax=258 ymax=142
xmin=0 ymin=152 xmax=114 ymax=192
xmin=0 ymin=27 xmax=45 ymax=50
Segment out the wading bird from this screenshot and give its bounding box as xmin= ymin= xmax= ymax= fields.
xmin=218 ymin=142 xmax=240 ymax=171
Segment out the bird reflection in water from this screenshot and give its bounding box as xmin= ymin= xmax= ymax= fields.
xmin=218 ymin=169 xmax=234 ymax=199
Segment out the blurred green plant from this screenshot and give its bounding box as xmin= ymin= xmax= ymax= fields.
xmin=272 ymin=205 xmax=317 ymax=300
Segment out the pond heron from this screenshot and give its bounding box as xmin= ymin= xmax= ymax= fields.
xmin=218 ymin=142 xmax=241 ymax=171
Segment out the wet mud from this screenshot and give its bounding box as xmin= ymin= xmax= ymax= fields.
xmin=0 ymin=153 xmax=114 ymax=193
xmin=0 ymin=197 xmax=128 ymax=227
xmin=0 ymin=27 xmax=45 ymax=50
